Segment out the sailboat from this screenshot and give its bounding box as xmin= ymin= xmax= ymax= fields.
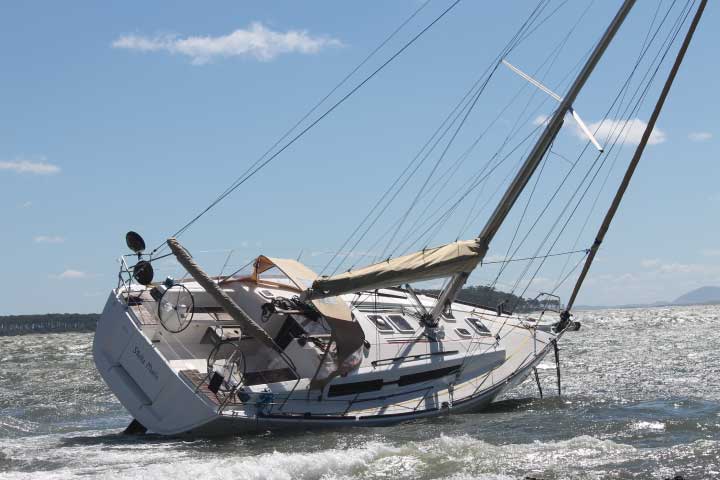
xmin=93 ymin=0 xmax=706 ymax=436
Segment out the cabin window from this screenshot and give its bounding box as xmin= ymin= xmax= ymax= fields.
xmin=386 ymin=314 xmax=415 ymax=333
xmin=258 ymin=289 xmax=275 ymax=299
xmin=466 ymin=317 xmax=491 ymax=336
xmin=367 ymin=314 xmax=394 ymax=333
xmin=455 ymin=327 xmax=472 ymax=338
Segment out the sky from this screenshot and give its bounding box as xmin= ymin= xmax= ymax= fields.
xmin=1 ymin=0 xmax=719 ymax=314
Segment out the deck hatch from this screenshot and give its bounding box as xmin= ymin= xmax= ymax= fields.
xmin=455 ymin=327 xmax=472 ymax=338
xmin=466 ymin=317 xmax=492 ymax=336
xmin=386 ymin=314 xmax=415 ymax=333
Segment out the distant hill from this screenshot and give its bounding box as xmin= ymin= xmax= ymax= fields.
xmin=0 ymin=313 xmax=99 ymax=336
xmin=673 ymin=286 xmax=720 ymax=305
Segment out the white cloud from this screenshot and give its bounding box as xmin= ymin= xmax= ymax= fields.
xmin=20 ymin=201 xmax=32 ymax=208
xmin=640 ymin=258 xmax=660 ymax=268
xmin=112 ymin=22 xmax=342 ymax=64
xmin=574 ymin=118 xmax=666 ymax=146
xmin=0 ymin=157 xmax=60 ymax=175
xmin=689 ymin=131 xmax=712 ymax=142
xmin=638 ymin=258 xmax=720 ymax=276
xmin=54 ymin=269 xmax=89 ymax=280
xmin=577 ymin=253 xmax=720 ymax=305
xmin=656 ymin=262 xmax=710 ymax=275
xmin=34 ymin=235 xmax=65 ymax=244
xmin=533 ymin=114 xmax=549 ymax=126
xmin=701 ymin=249 xmax=720 ymax=257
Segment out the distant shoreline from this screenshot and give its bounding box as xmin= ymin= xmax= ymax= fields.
xmin=575 ymin=300 xmax=720 ymax=311
xmin=3 ymin=300 xmax=719 ymax=337
xmin=0 ymin=314 xmax=99 ymax=336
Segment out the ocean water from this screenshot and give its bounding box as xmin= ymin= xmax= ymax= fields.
xmin=1 ymin=305 xmax=719 ymax=479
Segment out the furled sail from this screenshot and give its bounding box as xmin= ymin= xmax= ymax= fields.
xmin=308 ymin=239 xmax=485 ymax=299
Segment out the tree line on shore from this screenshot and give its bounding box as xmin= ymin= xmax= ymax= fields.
xmin=0 ymin=313 xmax=99 ymax=336
xmin=1 ymin=285 xmax=558 ymax=336
xmin=420 ymin=285 xmax=560 ymax=313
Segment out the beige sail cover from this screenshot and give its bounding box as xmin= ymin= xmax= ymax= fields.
xmin=253 ymin=256 xmax=365 ymax=362
xmin=310 ymin=239 xmax=484 ymax=298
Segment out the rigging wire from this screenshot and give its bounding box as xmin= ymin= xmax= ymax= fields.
xmin=530 ymin=0 xmax=694 ymax=295
xmin=453 ymin=1 xmax=596 ymax=247
xmin=380 ymin=0 xmax=578 ymax=261
xmin=512 ymin=0 xmax=695 ymax=306
xmin=323 ymin=0 xmax=558 ymax=275
xmin=324 ymin=65 xmax=498 ymax=274
xmin=483 ymin=248 xmax=588 ymax=265
xmin=552 ymin=0 xmax=671 ymax=282
xmin=389 ymin=1 xmax=597 ymax=260
xmin=419 ymin=11 xmax=589 ymax=252
xmin=490 ymin=0 xmax=688 ymax=302
xmin=151 ymin=0 xmax=462 ymax=255
xmin=389 ymin=123 xmax=546 ymax=256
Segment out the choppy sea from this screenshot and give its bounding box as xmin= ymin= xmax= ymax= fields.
xmin=1 ymin=305 xmax=718 ymax=479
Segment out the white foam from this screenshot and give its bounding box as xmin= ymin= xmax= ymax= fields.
xmin=630 ymin=421 xmax=666 ymax=432
xmin=0 ymin=432 xmax=638 ymax=480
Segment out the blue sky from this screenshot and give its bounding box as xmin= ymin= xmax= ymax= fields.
xmin=1 ymin=1 xmax=718 ymax=314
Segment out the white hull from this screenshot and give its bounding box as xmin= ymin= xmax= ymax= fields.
xmin=94 ymin=279 xmax=557 ymax=436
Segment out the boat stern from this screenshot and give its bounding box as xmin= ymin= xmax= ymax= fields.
xmin=93 ymin=291 xmax=218 ymax=435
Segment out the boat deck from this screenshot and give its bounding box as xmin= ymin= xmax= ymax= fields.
xmin=126 ymin=289 xmax=235 ymax=326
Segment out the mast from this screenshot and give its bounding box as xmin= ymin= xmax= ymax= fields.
xmin=430 ymin=0 xmax=637 ymax=319
xmin=562 ymin=0 xmax=707 ymax=321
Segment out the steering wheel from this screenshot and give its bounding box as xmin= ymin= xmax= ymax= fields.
xmin=157 ymin=284 xmax=195 ymax=333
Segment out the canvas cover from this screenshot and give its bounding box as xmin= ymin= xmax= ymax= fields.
xmin=309 ymin=239 xmax=484 ymax=298
xmin=252 ymin=256 xmax=365 ymax=362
